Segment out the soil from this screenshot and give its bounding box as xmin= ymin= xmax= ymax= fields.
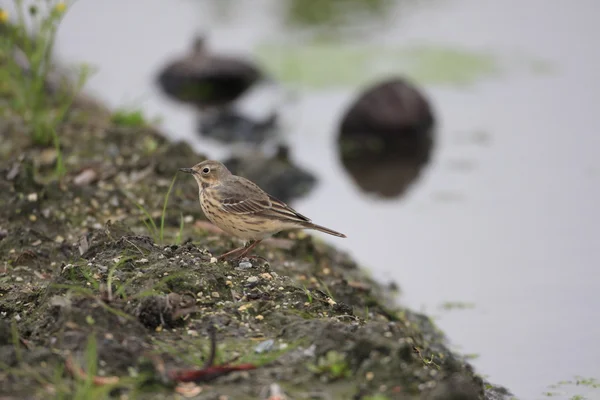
xmin=0 ymin=91 xmax=512 ymax=399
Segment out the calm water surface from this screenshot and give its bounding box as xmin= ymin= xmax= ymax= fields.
xmin=43 ymin=0 xmax=600 ymax=398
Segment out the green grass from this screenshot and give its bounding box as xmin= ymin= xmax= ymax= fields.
xmin=306 ymin=350 xmax=351 ymax=381
xmin=126 ymin=174 xmax=181 ymax=245
xmin=110 ymin=108 xmax=148 ymax=128
xmin=0 ymin=0 xmax=91 ymax=147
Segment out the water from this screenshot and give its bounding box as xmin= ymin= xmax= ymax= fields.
xmin=40 ymin=0 xmax=600 ymax=398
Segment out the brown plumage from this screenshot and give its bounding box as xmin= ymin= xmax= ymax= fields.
xmin=179 ymin=160 xmax=346 ymax=260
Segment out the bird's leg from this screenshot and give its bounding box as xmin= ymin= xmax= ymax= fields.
xmin=216 ymin=240 xmax=257 ymax=261
xmin=234 ymin=240 xmax=263 ymax=260
xmin=216 ymin=245 xmax=246 ymax=261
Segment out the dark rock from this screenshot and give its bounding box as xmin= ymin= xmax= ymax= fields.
xmin=197 ymin=108 xmax=278 ymax=145
xmin=422 ymin=373 xmax=483 ymax=400
xmin=337 ymin=77 xmax=435 ymax=199
xmin=156 ymin=36 xmax=263 ymax=110
xmin=138 ymin=294 xmax=185 ymax=329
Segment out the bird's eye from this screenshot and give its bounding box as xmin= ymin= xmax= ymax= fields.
xmin=202 ymin=167 xmax=210 ymax=174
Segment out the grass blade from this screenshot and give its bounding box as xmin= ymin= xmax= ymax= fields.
xmin=160 ymin=174 xmax=177 ymax=244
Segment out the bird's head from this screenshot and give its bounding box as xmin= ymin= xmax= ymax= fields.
xmin=179 ymin=160 xmax=231 ymax=188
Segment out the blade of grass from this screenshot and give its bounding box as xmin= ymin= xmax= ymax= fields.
xmin=160 ymin=174 xmax=178 ymax=244
xmin=132 ymin=201 xmax=158 ymax=240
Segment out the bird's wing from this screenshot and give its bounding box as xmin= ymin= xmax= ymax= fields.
xmin=265 ymin=194 xmax=311 ymax=223
xmin=218 ymin=177 xmax=311 ymax=224
xmin=218 ymin=177 xmax=272 ymax=215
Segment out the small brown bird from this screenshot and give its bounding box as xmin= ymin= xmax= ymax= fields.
xmin=179 ymin=160 xmax=346 ymax=260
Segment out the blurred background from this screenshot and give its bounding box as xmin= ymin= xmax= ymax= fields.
xmin=11 ymin=0 xmax=599 ymax=398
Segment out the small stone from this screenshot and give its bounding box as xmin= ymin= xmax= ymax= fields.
xmin=238 ymin=304 xmax=249 ymax=311
xmin=135 ymin=258 xmax=149 ymax=264
xmin=55 ymin=235 xmax=64 ymax=243
xmin=27 ymin=193 xmax=38 ymax=202
xmin=29 ymin=215 xmax=37 ymax=222
xmin=225 ymin=280 xmax=233 ymax=286
xmin=254 ymin=339 xmax=274 ymax=354
xmin=322 ymin=267 xmax=331 ymax=275
xmin=211 ymin=292 xmax=220 ymax=298
xmin=246 ymin=276 xmax=258 ymax=283
xmin=32 ymin=240 xmax=42 ymax=246
xmin=366 ymin=371 xmax=374 ymax=381
xmin=210 ymin=257 xmax=217 ymax=264
xmin=187 ymin=330 xmax=198 ymax=337
xmin=255 ymin=315 xmax=264 ymax=321
xmin=15 ymin=277 xmax=23 ymax=282
xmin=184 ymin=215 xmax=194 ymax=223
xmin=73 ymin=168 xmax=98 ymax=186
xmin=237 ymin=261 xmax=252 ymax=269
xmin=260 ymin=273 xmax=272 ymax=280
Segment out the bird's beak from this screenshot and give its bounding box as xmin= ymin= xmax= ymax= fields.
xmin=178 ymin=168 xmax=194 ymax=174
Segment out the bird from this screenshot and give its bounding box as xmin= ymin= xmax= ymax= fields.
xmin=179 ymin=160 xmax=346 ymax=261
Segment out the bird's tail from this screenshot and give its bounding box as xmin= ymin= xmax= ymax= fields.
xmin=304 ymin=223 xmax=347 ymax=238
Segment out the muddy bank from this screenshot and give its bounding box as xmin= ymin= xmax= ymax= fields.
xmin=0 ymin=94 xmax=510 ymax=399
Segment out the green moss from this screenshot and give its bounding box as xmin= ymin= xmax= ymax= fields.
xmin=257 ymin=41 xmax=552 ymax=88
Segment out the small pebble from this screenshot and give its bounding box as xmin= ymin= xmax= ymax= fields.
xmin=366 ymin=371 xmax=374 ymax=381
xmin=211 ymin=292 xmax=220 ymax=298
xmin=260 ymin=273 xmax=272 ymax=280
xmin=255 ymin=315 xmax=264 ymax=321
xmin=135 ymin=258 xmax=149 ymax=264
xmin=225 ymin=280 xmax=233 ymax=286
xmin=29 ymin=215 xmax=37 ymax=222
xmin=55 ymin=235 xmax=64 ymax=243
xmin=27 ymin=193 xmax=38 ymax=202
xmin=237 ymin=261 xmax=252 ymax=269
xmin=210 ymin=257 xmax=217 ymax=264
xmin=246 ymin=276 xmax=258 ymax=283
xmin=254 ymin=339 xmax=274 ymax=354
xmin=183 ymin=215 xmax=194 ymax=223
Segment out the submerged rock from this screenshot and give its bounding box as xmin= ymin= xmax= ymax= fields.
xmin=337 ymin=77 xmax=435 ymax=199
xmin=156 ymin=36 xmax=263 ymax=110
xmin=197 ymin=107 xmax=278 ymax=145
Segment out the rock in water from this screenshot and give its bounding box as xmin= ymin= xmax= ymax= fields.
xmin=337 ymin=77 xmax=435 ymax=199
xmin=156 ymin=36 xmax=263 ymax=110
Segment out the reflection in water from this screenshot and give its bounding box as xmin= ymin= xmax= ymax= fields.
xmin=223 ymin=145 xmax=316 ymax=204
xmin=156 ymin=35 xmax=263 ymax=110
xmin=337 ymin=77 xmax=435 ymax=198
